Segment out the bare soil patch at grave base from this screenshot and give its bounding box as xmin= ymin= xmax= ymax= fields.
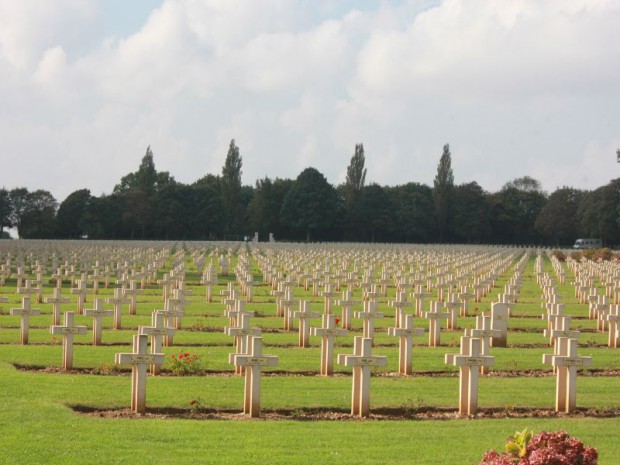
xmin=69 ymin=404 xmax=620 ymax=421
xmin=13 ymin=363 xmax=620 ymax=378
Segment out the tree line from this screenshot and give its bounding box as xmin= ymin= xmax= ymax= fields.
xmin=1 ymin=141 xmax=618 ymax=246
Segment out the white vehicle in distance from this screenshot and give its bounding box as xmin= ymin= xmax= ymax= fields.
xmin=573 ymin=238 xmax=603 ymax=249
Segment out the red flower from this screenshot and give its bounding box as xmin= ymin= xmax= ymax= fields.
xmin=335 ymin=318 xmax=341 ymax=325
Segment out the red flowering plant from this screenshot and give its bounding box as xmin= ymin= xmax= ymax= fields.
xmin=479 ymin=429 xmax=598 ymax=465
xmin=167 ymin=351 xmax=203 ymax=375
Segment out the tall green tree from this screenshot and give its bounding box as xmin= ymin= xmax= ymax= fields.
xmin=56 ymin=189 xmax=92 ymax=238
xmin=343 ymin=143 xmax=367 ymax=240
xmin=0 ymin=188 xmax=12 ymax=235
xmin=221 ymin=139 xmax=243 ymax=235
xmin=432 ymin=144 xmax=454 ymax=242
xmin=281 ymin=167 xmax=340 ymax=242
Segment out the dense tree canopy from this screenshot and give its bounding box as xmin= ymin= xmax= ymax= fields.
xmin=534 ymin=187 xmax=585 ymax=246
xmin=3 ymin=142 xmax=620 ymax=246
xmin=281 ymin=168 xmax=341 ymax=242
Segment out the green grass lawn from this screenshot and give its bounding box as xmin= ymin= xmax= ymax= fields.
xmin=0 ymin=245 xmax=617 ymax=464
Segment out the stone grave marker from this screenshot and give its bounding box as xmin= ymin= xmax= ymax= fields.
xmin=45 ymin=288 xmax=71 ymax=325
xmin=123 ymin=280 xmax=144 ymax=316
xmin=424 ymin=301 xmax=449 ymax=347
xmin=50 ymin=311 xmax=87 ymax=370
xmin=310 ymin=313 xmax=347 ymax=376
xmin=336 ymin=290 xmax=360 ymax=330
xmin=10 ymin=296 xmax=40 ymax=344
xmin=605 ymin=305 xmax=620 ymax=348
xmin=388 ymin=313 xmax=424 ymax=375
xmin=225 ymin=312 xmax=261 ymax=375
xmin=115 ymin=334 xmax=164 ymax=414
xmin=542 ymin=337 xmax=592 ymax=413
xmin=230 ymin=336 xmax=278 ymax=418
xmin=388 ymin=291 xmax=413 ymax=328
xmin=139 ymin=311 xmax=176 ymax=375
xmin=293 ymin=301 xmax=320 ymax=347
xmin=70 ymin=279 xmax=90 ymax=315
xmin=466 ymin=315 xmax=500 ymax=374
xmin=106 ymin=288 xmax=130 ymax=330
xmin=337 ymin=336 xmax=387 ymax=417
xmin=320 ymin=283 xmax=339 ymax=314
xmin=84 ymin=298 xmax=114 ymax=346
xmin=354 ymin=300 xmax=384 ymax=340
xmin=490 ymin=302 xmax=509 ymax=347
xmin=445 ymin=336 xmax=494 ymax=416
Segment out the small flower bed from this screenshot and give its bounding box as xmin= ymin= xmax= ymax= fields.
xmin=167 ymin=352 xmax=203 ymax=375
xmin=479 ymin=429 xmax=597 ymax=465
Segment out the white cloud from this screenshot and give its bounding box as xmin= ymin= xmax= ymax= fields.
xmin=0 ymin=0 xmax=619 ymax=203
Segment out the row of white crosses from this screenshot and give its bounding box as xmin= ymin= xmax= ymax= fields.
xmin=536 ymin=253 xmax=594 ymax=413
xmin=1 ymin=243 xmax=603 ymax=418
xmin=561 ymin=254 xmax=620 ymax=347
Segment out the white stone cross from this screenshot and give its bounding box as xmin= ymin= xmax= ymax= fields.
xmin=443 ymin=293 xmax=460 ymax=330
xmin=225 ymin=312 xmax=261 ymax=375
xmin=336 ymin=290 xmax=360 ymax=330
xmin=412 ymin=285 xmax=431 ymax=317
xmin=84 ymin=298 xmax=114 ymax=346
xmin=354 ymin=300 xmax=384 ymax=340
xmin=106 ymin=288 xmax=130 ymax=330
xmin=10 ymin=296 xmax=40 ymax=344
xmin=388 ymin=313 xmax=424 ymax=375
xmin=123 ymin=280 xmax=144 ymax=315
xmin=605 ymin=305 xmax=620 ymax=348
xmin=280 ymin=289 xmax=299 ymax=331
xmin=45 ymin=288 xmax=71 ymax=325
xmin=388 ymin=291 xmax=413 ymax=328
xmin=320 ymin=283 xmax=339 ymax=314
xmin=294 ymin=301 xmax=321 ymax=347
xmin=424 ymin=301 xmax=449 ymax=347
xmin=543 ymin=337 xmax=592 ymax=413
xmin=445 ymin=336 xmax=494 ymax=416
xmin=458 ymin=289 xmax=474 ymax=317
xmin=310 ymin=313 xmax=347 ymax=376
xmin=70 ymin=279 xmax=89 ymax=315
xmin=17 ymin=279 xmax=42 ymax=304
xmin=168 ymin=289 xmax=190 ymax=330
xmin=159 ymin=298 xmax=183 ymax=346
xmin=466 ymin=315 xmax=500 ymax=374
xmin=230 ymin=336 xmax=278 ymax=418
xmin=202 ymin=266 xmax=218 ymax=303
xmin=139 ymin=311 xmax=176 ymax=375
xmin=115 ymin=334 xmax=164 ymax=414
xmin=337 ymin=336 xmax=387 ymax=417
xmin=13 ymin=267 xmax=27 ymax=291
xmin=50 ymin=311 xmax=87 ymax=370
xmin=544 ymin=315 xmax=580 ymax=348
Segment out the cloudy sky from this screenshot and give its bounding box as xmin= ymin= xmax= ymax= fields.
xmin=1 ymin=0 xmax=619 ymax=203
